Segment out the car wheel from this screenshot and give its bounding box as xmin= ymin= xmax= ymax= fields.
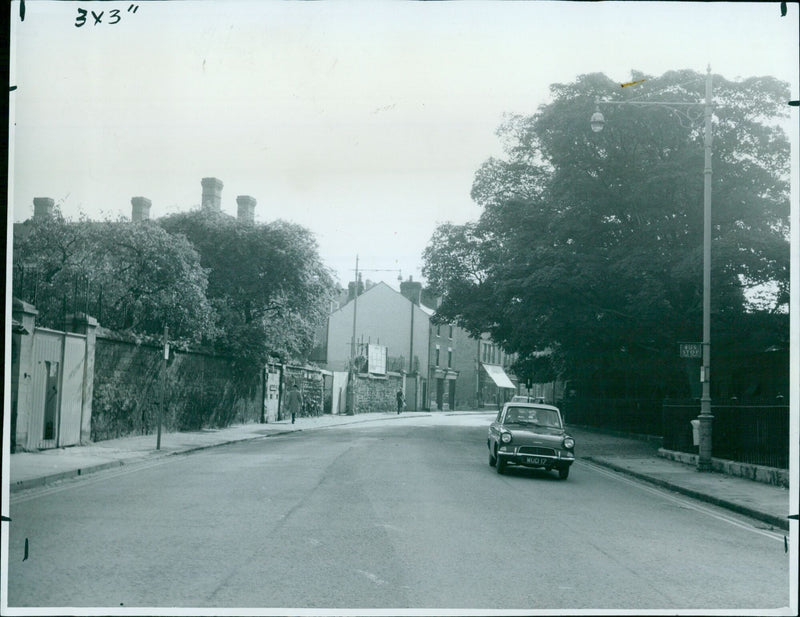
xmin=558 ymin=466 xmax=570 ymax=480
xmin=496 ymin=452 xmax=506 ymax=474
xmin=489 ymin=448 xmax=497 ymax=467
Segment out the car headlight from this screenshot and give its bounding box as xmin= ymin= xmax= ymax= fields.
xmin=563 ymin=436 xmax=575 ymax=449
xmin=501 ymin=432 xmax=512 ymax=444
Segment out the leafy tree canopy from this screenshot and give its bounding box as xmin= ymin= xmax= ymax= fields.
xmin=13 ymin=211 xmax=215 ymax=345
xmin=423 ymin=69 xmax=790 ymax=398
xmin=159 ymin=210 xmax=336 ymax=365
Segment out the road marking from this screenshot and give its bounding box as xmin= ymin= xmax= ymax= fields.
xmin=578 ymin=460 xmax=786 ymax=543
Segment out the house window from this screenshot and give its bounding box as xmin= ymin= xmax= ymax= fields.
xmin=448 ymin=348 xmax=452 ymax=368
xmin=448 ymin=325 xmax=453 ymax=339
xmin=435 ymin=346 xmax=440 ymax=366
xmin=436 ymin=325 xmax=441 ymax=336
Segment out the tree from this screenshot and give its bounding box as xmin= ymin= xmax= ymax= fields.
xmin=12 ymin=211 xmax=215 ymax=345
xmin=423 ymin=69 xmax=790 ymax=399
xmin=159 ymin=210 xmax=336 ymax=366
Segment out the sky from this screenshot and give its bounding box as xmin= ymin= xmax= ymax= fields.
xmin=8 ymin=0 xmax=799 ymax=290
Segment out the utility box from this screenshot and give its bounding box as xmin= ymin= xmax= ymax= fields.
xmin=690 ymin=419 xmax=700 ymax=446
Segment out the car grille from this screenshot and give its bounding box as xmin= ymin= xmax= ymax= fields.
xmin=518 ymin=446 xmax=556 ymax=456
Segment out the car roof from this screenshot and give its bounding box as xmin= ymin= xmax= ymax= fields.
xmin=502 ymin=402 xmax=560 ymax=412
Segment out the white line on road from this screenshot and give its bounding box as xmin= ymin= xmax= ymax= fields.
xmin=579 ymin=460 xmax=786 ymax=543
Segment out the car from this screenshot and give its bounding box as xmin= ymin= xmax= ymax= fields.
xmin=487 ymin=402 xmax=575 ymax=479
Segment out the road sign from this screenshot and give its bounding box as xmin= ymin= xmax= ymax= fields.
xmin=679 ymin=342 xmax=702 ymax=359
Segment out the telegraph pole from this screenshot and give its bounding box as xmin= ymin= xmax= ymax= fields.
xmin=350 ymin=254 xmax=359 ymax=363
xmin=157 ymin=324 xmax=168 ymax=450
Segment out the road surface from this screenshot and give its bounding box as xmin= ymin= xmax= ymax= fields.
xmin=6 ymin=412 xmax=791 ymax=611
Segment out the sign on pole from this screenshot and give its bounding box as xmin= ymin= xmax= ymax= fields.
xmin=679 ymin=342 xmax=702 ymax=359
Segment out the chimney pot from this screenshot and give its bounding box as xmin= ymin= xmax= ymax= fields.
xmin=400 ymin=279 xmax=423 ymax=305
xmin=236 ymin=195 xmax=256 ymax=224
xmin=131 ymin=196 xmax=152 ymax=222
xmin=348 ymin=279 xmax=365 ymax=301
xmin=201 ymin=177 xmax=224 ymax=211
xmin=33 ymin=197 xmax=54 ymax=221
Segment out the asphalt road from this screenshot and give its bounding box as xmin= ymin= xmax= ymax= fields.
xmin=6 ymin=413 xmax=791 ymax=612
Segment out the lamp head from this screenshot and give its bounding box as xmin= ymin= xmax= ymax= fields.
xmin=590 ymin=110 xmax=605 ymax=133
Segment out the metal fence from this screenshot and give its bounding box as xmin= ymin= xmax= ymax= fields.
xmin=662 ymin=401 xmax=789 ymax=469
xmin=563 ymin=397 xmax=790 ymax=469
xmin=560 ymin=398 xmax=663 ymax=436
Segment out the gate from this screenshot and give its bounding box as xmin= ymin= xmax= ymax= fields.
xmin=27 ymin=328 xmax=86 ymax=450
xmin=264 ymin=365 xmax=281 ymax=422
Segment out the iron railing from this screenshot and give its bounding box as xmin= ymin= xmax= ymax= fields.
xmin=662 ymin=401 xmax=789 ymax=469
xmin=561 ymin=398 xmax=663 ymax=436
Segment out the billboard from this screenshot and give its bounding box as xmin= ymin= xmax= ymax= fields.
xmin=367 ymin=344 xmax=387 ymax=375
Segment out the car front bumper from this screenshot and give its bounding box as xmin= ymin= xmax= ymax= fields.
xmin=497 ymin=448 xmax=575 ymax=468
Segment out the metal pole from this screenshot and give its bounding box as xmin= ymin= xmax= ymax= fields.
xmin=158 ymin=324 xmax=168 ymax=450
xmin=350 ymin=254 xmax=359 ymax=362
xmin=697 ymin=65 xmax=714 ymax=471
xmin=348 ymin=255 xmax=359 ymax=414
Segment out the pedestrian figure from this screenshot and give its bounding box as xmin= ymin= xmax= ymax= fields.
xmin=396 ymin=389 xmax=405 ymax=414
xmin=286 ymin=381 xmax=303 ymax=424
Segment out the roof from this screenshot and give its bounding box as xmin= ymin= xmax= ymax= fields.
xmin=333 ymin=281 xmax=434 ymax=316
xmin=503 ymin=402 xmax=561 ymax=412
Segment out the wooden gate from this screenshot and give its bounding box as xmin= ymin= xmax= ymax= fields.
xmin=27 ymin=328 xmax=86 ymax=450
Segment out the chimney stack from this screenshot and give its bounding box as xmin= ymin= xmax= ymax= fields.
xmin=400 ymin=276 xmax=422 ymax=305
xmin=33 ymin=197 xmax=54 ymax=221
xmin=348 ymin=277 xmax=365 ymax=302
xmin=201 ymin=177 xmax=223 ymax=211
xmin=236 ymin=195 xmax=256 ymax=224
xmin=131 ymin=197 xmax=152 ymax=222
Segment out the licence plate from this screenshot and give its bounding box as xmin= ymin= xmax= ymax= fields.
xmin=524 ymin=456 xmax=547 ymax=466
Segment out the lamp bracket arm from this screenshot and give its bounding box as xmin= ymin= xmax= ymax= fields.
xmin=595 ymin=98 xmax=712 ymax=129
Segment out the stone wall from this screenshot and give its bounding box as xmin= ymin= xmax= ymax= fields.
xmin=352 ymin=372 xmax=404 ymax=414
xmin=92 ymin=336 xmax=262 ymax=441
xmin=281 ymin=365 xmax=325 ymax=419
xmin=658 ymin=448 xmax=789 ymax=488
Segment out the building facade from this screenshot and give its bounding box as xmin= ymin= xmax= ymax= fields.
xmin=323 ymin=280 xmax=431 ymax=410
xmin=321 ymin=276 xmax=521 ymax=412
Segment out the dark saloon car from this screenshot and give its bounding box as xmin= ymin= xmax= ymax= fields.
xmin=487 ymin=402 xmax=575 ymax=479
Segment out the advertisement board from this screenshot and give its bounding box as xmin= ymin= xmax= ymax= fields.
xmin=367 ymin=344 xmax=387 ymax=375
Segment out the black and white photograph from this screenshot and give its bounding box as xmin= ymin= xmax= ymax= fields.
xmin=3 ymin=1 xmax=798 ymax=614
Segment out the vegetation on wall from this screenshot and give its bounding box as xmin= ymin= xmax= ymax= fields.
xmin=92 ymin=338 xmax=262 ymax=441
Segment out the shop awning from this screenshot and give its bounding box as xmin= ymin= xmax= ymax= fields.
xmin=481 ymin=363 xmax=515 ymax=389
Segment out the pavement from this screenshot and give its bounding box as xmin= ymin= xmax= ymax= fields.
xmin=6 ymin=410 xmax=793 ymax=532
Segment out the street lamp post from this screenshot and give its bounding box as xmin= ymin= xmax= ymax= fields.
xmin=591 ymin=66 xmax=714 ymax=471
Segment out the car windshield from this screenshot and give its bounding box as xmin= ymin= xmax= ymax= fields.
xmin=503 ymin=407 xmax=561 ymax=428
